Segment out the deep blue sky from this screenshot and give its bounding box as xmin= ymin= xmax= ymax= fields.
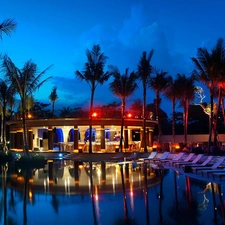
xmin=1 ymin=0 xmax=225 ymax=115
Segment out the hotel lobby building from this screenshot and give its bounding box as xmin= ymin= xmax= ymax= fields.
xmin=7 ymin=117 xmax=157 ymax=152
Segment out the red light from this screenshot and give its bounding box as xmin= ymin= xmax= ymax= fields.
xmin=127 ymin=113 xmax=132 ymax=118
xmin=92 ymin=112 xmax=97 ymax=117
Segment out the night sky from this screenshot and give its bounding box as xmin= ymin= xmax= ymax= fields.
xmin=1 ymin=0 xmax=225 ymax=115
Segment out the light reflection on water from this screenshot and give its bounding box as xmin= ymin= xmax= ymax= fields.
xmin=0 ymin=160 xmax=225 ymax=225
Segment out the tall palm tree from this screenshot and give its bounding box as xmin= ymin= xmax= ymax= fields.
xmin=191 ymin=38 xmax=225 ymax=151
xmin=49 ymin=86 xmax=58 ymax=117
xmin=137 ymin=50 xmax=154 ymax=152
xmin=149 ymin=68 xmax=170 ymax=145
xmin=0 ymin=18 xmax=16 ymax=39
xmin=75 ymin=44 xmax=110 ymax=153
xmin=164 ymin=76 xmax=179 ymax=143
xmin=109 ymin=68 xmax=138 ymax=152
xmin=2 ymin=55 xmax=52 ymax=156
xmin=0 ymin=79 xmax=16 ymax=151
xmin=176 ymin=73 xmax=196 ymax=144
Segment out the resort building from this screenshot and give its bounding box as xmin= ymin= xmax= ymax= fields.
xmin=7 ymin=117 xmax=157 ymax=153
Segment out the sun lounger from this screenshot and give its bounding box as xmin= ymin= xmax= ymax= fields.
xmin=183 ymin=155 xmax=214 ymax=172
xmin=149 ymin=152 xmax=170 ymax=163
xmin=160 ymin=152 xmax=185 ymax=164
xmin=191 ymin=156 xmax=225 ymax=173
xmin=197 ymin=157 xmax=225 ymax=176
xmin=138 ymin=151 xmax=157 ymax=161
xmin=163 ymin=153 xmax=195 ymax=166
xmin=174 ymin=154 xmax=203 ymax=168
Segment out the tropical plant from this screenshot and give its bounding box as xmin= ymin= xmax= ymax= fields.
xmin=49 ymin=86 xmax=58 ymax=117
xmin=164 ymin=76 xmax=179 ymax=143
xmin=149 ymin=68 xmax=170 ymax=144
xmin=2 ymin=55 xmax=52 ymax=156
xmin=176 ymin=73 xmax=196 ymax=144
xmin=191 ymin=38 xmax=225 ymax=150
xmin=109 ymin=67 xmax=138 ymax=151
xmin=75 ymin=44 xmax=110 ymax=153
xmin=0 ymin=18 xmax=16 ymax=40
xmin=137 ymin=50 xmax=154 ymax=152
xmin=0 ymin=79 xmax=16 ymax=151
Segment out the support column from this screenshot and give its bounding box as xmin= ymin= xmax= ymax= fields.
xmin=140 ymin=128 xmax=144 ymax=151
xmin=149 ymin=129 xmax=153 ymax=147
xmin=28 ymin=128 xmax=33 ymax=151
xmin=48 ymin=127 xmax=53 ymax=151
xmin=124 ymin=126 xmax=129 ymax=152
xmin=16 ymin=130 xmax=23 ymax=150
xmin=74 ymin=126 xmax=79 ymax=152
xmin=146 ymin=128 xmax=150 ymax=147
xmin=129 ymin=129 xmax=133 ymax=141
xmin=100 ymin=125 xmax=105 ymax=152
xmin=10 ymin=131 xmax=16 ymax=150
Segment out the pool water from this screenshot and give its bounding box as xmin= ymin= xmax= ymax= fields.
xmin=1 ymin=160 xmax=225 ymax=225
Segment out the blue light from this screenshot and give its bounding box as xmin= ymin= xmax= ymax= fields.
xmin=59 ymin=153 xmax=63 ymax=157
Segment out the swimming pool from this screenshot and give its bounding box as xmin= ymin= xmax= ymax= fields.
xmin=1 ymin=160 xmax=224 ymax=225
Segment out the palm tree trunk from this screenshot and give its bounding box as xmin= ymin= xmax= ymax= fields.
xmin=213 ymin=87 xmax=222 ymax=146
xmin=21 ymin=98 xmax=29 ymax=156
xmin=172 ymin=98 xmax=175 ymax=143
xmin=183 ymin=101 xmax=187 ymax=144
xmin=156 ymin=92 xmax=162 ymax=144
xmin=143 ymin=85 xmax=147 ymax=152
xmin=185 ymin=101 xmax=189 ymax=145
xmin=89 ymin=88 xmax=95 ymax=153
xmin=119 ymin=99 xmax=125 ymax=152
xmin=2 ymin=103 xmax=8 ymax=151
xmin=222 ymin=98 xmax=225 ymax=127
xmin=208 ymin=92 xmax=214 ymax=153
xmin=0 ymin=114 xmax=3 ymax=143
xmin=52 ymin=102 xmax=55 ymax=118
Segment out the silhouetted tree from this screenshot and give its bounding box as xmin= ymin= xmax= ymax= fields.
xmin=2 ymin=55 xmax=52 ymax=156
xmin=75 ymin=44 xmax=110 ymax=153
xmin=109 ymin=67 xmax=138 ymax=151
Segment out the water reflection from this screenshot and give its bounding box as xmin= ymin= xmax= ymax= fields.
xmin=1 ymin=161 xmax=225 ymax=224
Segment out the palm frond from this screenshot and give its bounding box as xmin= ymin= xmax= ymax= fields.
xmin=0 ymin=18 xmax=17 ymax=39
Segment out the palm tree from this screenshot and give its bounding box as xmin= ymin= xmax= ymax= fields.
xmin=49 ymin=86 xmax=58 ymax=117
xmin=191 ymin=38 xmax=225 ymax=151
xmin=149 ymin=68 xmax=170 ymax=145
xmin=137 ymin=50 xmax=154 ymax=152
xmin=0 ymin=79 xmax=16 ymax=151
xmin=0 ymin=18 xmax=16 ymax=39
xmin=176 ymin=73 xmax=196 ymax=144
xmin=109 ymin=67 xmax=138 ymax=152
xmin=164 ymin=76 xmax=179 ymax=143
xmin=2 ymin=55 xmax=52 ymax=156
xmin=75 ymin=44 xmax=110 ymax=153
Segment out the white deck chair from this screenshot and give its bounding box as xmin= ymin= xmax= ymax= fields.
xmin=174 ymin=154 xmax=203 ymax=168
xmin=160 ymin=152 xmax=186 ymax=165
xmin=150 ymin=152 xmax=170 ymax=163
xmin=138 ymin=151 xmax=157 ymax=161
xmin=182 ymin=155 xmax=214 ymax=173
xmin=193 ymin=156 xmax=225 ymax=174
